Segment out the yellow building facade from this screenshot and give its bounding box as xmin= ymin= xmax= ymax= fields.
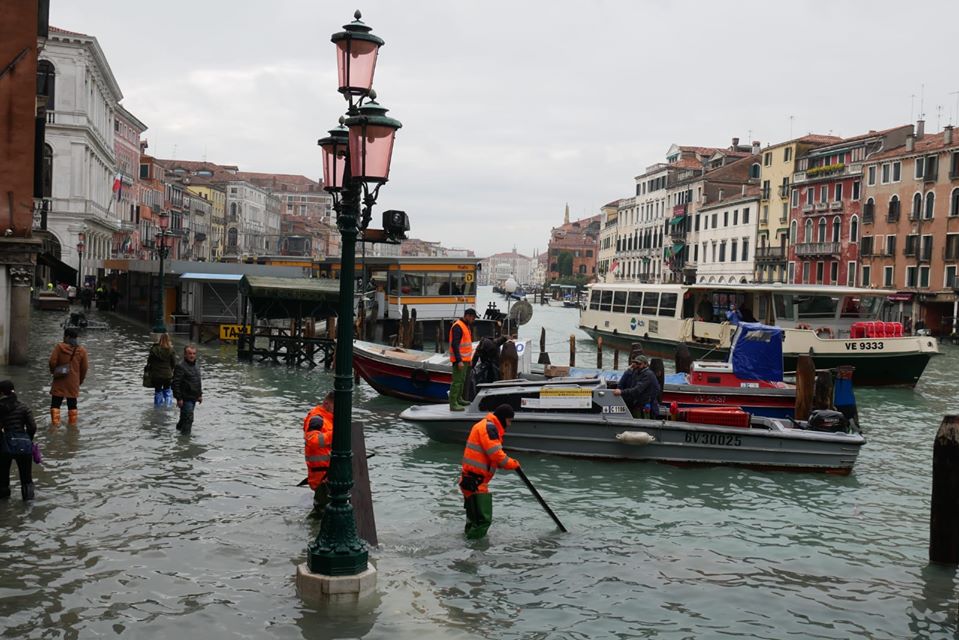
xmin=187 ymin=185 xmax=227 ymax=260
xmin=756 ymin=135 xmax=839 ymax=282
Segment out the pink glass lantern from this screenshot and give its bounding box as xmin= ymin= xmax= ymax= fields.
xmin=331 ymin=11 xmax=384 ymax=97
xmin=157 ymin=210 xmax=170 ymax=231
xmin=318 ymin=124 xmax=349 ymax=192
xmin=345 ymin=99 xmax=402 ymax=184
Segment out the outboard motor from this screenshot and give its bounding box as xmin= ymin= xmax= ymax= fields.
xmin=807 ymin=409 xmax=849 ymax=433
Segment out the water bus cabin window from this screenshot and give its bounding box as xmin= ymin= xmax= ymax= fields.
xmin=626 ymin=291 xmax=643 ymax=314
xmin=839 ymin=296 xmax=882 ymax=319
xmin=642 ymin=292 xmax=660 ymax=315
xmin=450 ymin=272 xmax=474 ymax=296
xmin=773 ymin=294 xmax=795 ymax=321
xmin=389 ymin=272 xmax=425 ymax=296
xmin=599 ymin=290 xmax=613 ymax=312
xmin=795 ymin=295 xmax=839 ymax=320
xmin=658 ymin=292 xmax=678 ymax=317
xmin=612 ymin=290 xmax=627 ymax=313
xmin=589 ymin=290 xmax=601 ymax=310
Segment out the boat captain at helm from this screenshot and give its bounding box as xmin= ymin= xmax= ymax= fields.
xmin=613 ymin=355 xmax=661 ymax=418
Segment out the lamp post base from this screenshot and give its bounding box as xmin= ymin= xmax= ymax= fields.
xmin=296 ymin=562 xmax=377 ymax=604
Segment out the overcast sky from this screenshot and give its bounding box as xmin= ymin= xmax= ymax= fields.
xmin=53 ymin=1 xmax=959 ymax=257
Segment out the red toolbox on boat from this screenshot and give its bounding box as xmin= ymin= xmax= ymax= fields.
xmin=681 ymin=407 xmax=752 ymax=428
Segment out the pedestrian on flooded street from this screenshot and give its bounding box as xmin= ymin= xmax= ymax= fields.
xmin=302 ymin=391 xmax=334 ymax=518
xmin=145 ymin=333 xmax=177 ymax=407
xmin=458 ymin=403 xmax=520 ymax=540
xmin=172 ymin=344 xmax=202 ymax=433
xmin=0 ymin=380 xmax=38 ymax=502
xmin=48 ymin=328 xmax=89 ymax=427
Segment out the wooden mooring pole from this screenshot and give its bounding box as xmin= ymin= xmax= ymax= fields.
xmin=612 ymin=348 xmax=620 ymax=370
xmin=596 ymin=337 xmax=603 ymax=369
xmin=794 ymin=354 xmax=815 ymax=420
xmin=569 ymin=335 xmax=576 ymax=368
xmin=538 ymin=327 xmax=550 ymax=365
xmin=930 ymin=414 xmax=959 ymax=564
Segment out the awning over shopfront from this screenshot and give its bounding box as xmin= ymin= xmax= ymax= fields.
xmin=36 ymin=252 xmax=76 ymax=285
xmin=672 ymin=243 xmax=685 ymax=255
xmin=669 ymin=216 xmax=685 ymax=226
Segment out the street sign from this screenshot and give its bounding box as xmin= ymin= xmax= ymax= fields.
xmin=219 ymin=324 xmax=251 ymax=341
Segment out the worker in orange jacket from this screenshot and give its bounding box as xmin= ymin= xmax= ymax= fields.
xmin=458 ymin=403 xmax=520 ymax=539
xmin=303 ymin=391 xmax=335 ymax=518
xmin=448 ymin=308 xmax=477 ymax=411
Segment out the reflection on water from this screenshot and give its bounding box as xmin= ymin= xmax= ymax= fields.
xmin=1 ymin=292 xmax=959 ymax=638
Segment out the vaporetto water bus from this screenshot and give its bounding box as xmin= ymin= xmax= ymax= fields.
xmin=579 ymin=282 xmax=939 ymax=387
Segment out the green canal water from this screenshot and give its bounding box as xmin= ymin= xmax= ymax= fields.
xmin=1 ymin=287 xmax=958 ymax=639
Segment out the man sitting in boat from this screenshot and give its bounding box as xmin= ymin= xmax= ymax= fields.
xmin=612 ymin=355 xmax=661 ymax=418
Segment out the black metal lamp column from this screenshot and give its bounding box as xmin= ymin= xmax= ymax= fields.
xmin=76 ymin=231 xmax=85 ymax=289
xmin=152 ymin=211 xmax=170 ymax=334
xmin=310 ymin=11 xmax=402 ymax=576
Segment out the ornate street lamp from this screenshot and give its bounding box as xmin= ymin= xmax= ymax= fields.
xmin=309 ymin=10 xmax=402 ymax=578
xmin=76 ymin=231 xmax=86 ymax=289
xmin=152 ymin=211 xmax=170 ymax=334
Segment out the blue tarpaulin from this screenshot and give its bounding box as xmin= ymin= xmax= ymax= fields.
xmin=729 ymin=322 xmax=784 ymax=382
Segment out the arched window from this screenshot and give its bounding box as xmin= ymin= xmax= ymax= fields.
xmin=952 ymin=188 xmax=959 ymax=217
xmin=850 ymin=215 xmax=859 ymax=243
xmin=804 ymin=219 xmax=813 ymax=242
xmin=888 ymin=195 xmax=899 ymax=218
xmin=913 ymin=192 xmax=922 ymax=218
xmin=37 ymin=60 xmax=55 ymax=111
xmin=230 ymin=202 xmax=237 ymax=218
xmin=740 ymin=277 xmax=748 ymax=284
xmin=227 ymin=227 xmax=238 ymax=247
xmin=790 ymin=220 xmax=798 ymax=243
xmin=832 ymin=216 xmax=841 ymax=243
xmin=925 ymin=191 xmax=935 ymax=219
xmin=750 ymin=163 xmax=760 ymax=179
xmin=818 ymin=218 xmax=827 ymax=242
xmin=578 ymin=264 xmax=587 ymax=274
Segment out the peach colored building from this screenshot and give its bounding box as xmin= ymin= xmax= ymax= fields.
xmin=859 ymin=122 xmax=959 ymax=334
xmin=788 ymin=125 xmax=912 ymax=288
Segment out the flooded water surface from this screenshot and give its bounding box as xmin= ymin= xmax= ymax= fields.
xmin=2 ymin=289 xmax=958 ymax=639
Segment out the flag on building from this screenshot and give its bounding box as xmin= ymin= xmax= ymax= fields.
xmin=112 ymin=172 xmax=122 ymax=201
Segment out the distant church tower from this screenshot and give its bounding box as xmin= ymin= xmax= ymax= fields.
xmin=564 ymin=202 xmax=570 ymax=225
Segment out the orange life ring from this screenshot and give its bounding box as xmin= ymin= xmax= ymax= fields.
xmin=796 ymin=323 xmax=813 ymax=331
xmin=815 ymin=326 xmax=834 ymax=339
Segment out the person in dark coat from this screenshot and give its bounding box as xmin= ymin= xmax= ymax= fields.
xmin=172 ymin=344 xmax=202 ymax=433
xmin=48 ymin=328 xmax=89 ymax=427
xmin=613 ymin=355 xmax=661 ymax=418
xmin=146 ymin=333 xmax=178 ymax=407
xmin=464 ymin=335 xmax=510 ymax=401
xmin=0 ymin=380 xmax=38 ymax=501
xmin=79 ymin=286 xmax=93 ymax=311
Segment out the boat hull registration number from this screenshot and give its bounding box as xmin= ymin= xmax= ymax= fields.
xmin=684 ymin=432 xmax=742 ymax=446
xmin=602 ymin=406 xmax=627 ymax=414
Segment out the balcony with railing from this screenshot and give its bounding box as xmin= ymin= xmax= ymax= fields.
xmin=829 ymin=201 xmax=843 ymax=212
xmin=755 ymin=246 xmax=786 ymax=263
xmin=793 ymin=162 xmax=862 ymax=185
xmin=794 ymin=242 xmax=841 ymax=257
xmin=778 ymin=184 xmax=791 ymax=198
xmin=760 ymin=187 xmax=771 ymax=201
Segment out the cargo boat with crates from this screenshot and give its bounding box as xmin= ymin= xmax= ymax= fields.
xmin=400 ymin=377 xmax=865 ymax=474
xmin=579 ymin=282 xmax=939 ymax=387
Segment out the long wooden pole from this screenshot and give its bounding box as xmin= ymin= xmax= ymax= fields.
xmin=515 ymin=467 xmax=567 ymax=532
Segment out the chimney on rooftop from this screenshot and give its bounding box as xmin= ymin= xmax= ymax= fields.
xmin=945 ymin=125 xmax=954 ymax=146
xmin=917 ymin=119 xmax=925 ymax=139
xmin=906 ymin=133 xmax=915 ymax=152
xmin=751 ymin=140 xmax=761 ymax=154
xmin=732 ymin=137 xmax=740 ymax=148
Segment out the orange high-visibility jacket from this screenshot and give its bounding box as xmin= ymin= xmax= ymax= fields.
xmin=449 ymin=319 xmax=473 ymax=364
xmin=460 ymin=413 xmax=518 ymax=496
xmin=304 ymin=406 xmax=334 ymax=490
xmin=303 ymin=405 xmax=333 ymax=433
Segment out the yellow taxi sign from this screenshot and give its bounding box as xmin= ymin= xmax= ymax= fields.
xmin=464 ymin=273 xmax=474 ymax=283
xmin=219 ymin=324 xmax=251 ymax=341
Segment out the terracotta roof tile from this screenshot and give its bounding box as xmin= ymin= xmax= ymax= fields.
xmin=868 ymin=130 xmax=959 ymax=161
xmin=49 ymin=26 xmax=91 ymax=38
